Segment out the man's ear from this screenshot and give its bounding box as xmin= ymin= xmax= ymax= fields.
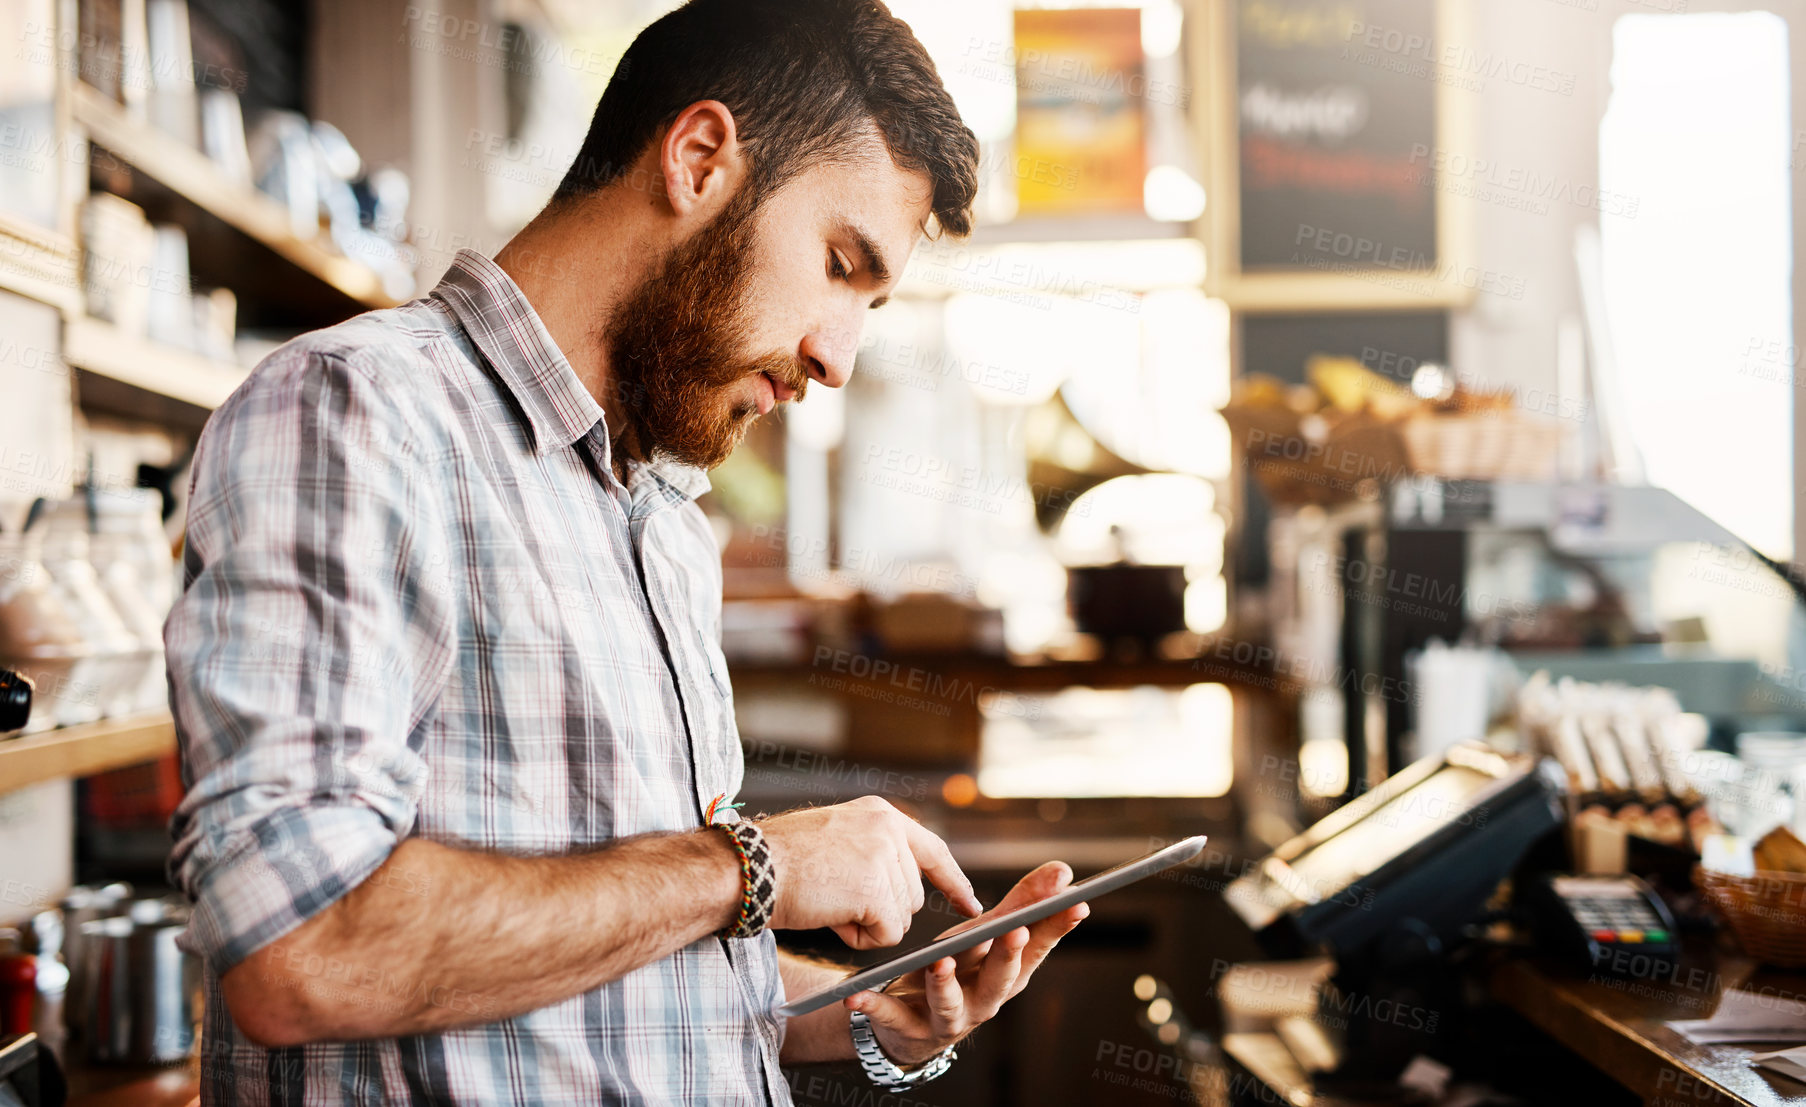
xmin=660 ymin=100 xmax=743 ymax=221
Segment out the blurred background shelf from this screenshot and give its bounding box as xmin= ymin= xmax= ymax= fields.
xmin=0 ymin=711 xmax=176 ymax=797
xmin=729 ymin=650 xmax=1294 ymax=695
xmin=70 ymin=83 xmax=395 ymax=323
xmin=0 ymin=212 xmax=81 ymax=313
xmin=64 ymin=315 xmax=247 ymax=411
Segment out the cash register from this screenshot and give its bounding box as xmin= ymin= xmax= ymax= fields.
xmin=1224 ymin=743 xmax=1566 ymax=1082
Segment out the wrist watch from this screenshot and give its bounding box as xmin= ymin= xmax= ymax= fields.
xmin=849 ymin=1009 xmax=957 ymax=1090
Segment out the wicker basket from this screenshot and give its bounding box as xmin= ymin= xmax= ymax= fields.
xmin=1695 ymin=866 xmax=1806 ymax=967
xmin=1220 ymin=404 xmax=1408 ymax=507
xmin=1397 ymin=412 xmax=1568 ymax=481
xmin=1222 ymin=402 xmax=1569 ymax=502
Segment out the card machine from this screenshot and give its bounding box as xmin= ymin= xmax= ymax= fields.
xmin=1525 ymin=873 xmax=1679 ymax=978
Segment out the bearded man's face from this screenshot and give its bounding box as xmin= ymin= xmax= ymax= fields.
xmin=602 ymin=142 xmax=933 ymax=470
xmin=602 ymin=189 xmax=811 ymax=470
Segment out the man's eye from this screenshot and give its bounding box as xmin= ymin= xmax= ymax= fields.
xmin=828 ymin=252 xmax=851 ymax=281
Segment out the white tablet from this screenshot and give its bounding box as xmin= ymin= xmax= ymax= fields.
xmin=775 ymin=835 xmax=1208 ymax=1018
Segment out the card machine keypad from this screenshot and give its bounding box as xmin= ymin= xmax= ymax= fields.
xmin=1529 ymin=874 xmax=1680 ymax=977
xmin=1565 ymin=888 xmax=1670 ymax=944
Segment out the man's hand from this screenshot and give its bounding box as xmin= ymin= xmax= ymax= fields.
xmin=759 ymin=796 xmax=983 ymax=948
xmin=846 ymin=861 xmax=1088 ymax=1067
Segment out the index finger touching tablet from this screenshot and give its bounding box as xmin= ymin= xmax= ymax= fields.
xmin=903 ymin=817 xmax=983 ymax=918
xmin=775 ymin=835 xmax=1206 ymax=1019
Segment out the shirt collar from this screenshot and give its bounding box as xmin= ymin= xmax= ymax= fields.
xmin=432 ymin=249 xmax=602 ymax=456
xmin=430 ymin=249 xmax=710 ymax=500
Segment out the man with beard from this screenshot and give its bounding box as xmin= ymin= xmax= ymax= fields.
xmin=163 ymin=0 xmax=1089 ymax=1103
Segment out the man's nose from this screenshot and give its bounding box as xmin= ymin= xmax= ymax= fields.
xmin=799 ymin=321 xmax=859 ymax=389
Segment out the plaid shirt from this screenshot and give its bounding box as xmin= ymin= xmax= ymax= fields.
xmin=166 ymin=249 xmax=789 ymax=1105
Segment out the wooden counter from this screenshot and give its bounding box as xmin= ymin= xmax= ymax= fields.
xmin=65 ymin=1065 xmax=197 ymax=1107
xmin=1490 ymin=950 xmax=1806 ymax=1107
xmin=1214 ymin=947 xmax=1806 ymax=1107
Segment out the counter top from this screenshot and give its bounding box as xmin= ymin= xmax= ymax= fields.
xmin=1491 ymin=948 xmax=1806 ymax=1106
xmin=727 ymin=646 xmax=1300 ymax=695
xmin=64 ymin=1060 xmax=197 ymax=1107
xmin=1215 ymin=945 xmax=1806 ymax=1106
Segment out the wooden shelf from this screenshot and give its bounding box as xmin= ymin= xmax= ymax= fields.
xmin=0 ymin=212 xmax=82 ymax=313
xmin=64 ymin=315 xmax=247 ymax=410
xmin=0 ymin=710 xmax=176 ymax=796
xmin=729 ymin=648 xmax=1297 ymax=696
xmin=70 ymin=83 xmax=396 ymax=313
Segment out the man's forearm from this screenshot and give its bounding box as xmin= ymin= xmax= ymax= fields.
xmin=777 ymin=949 xmax=857 ymax=1064
xmin=223 ymin=831 xmax=742 ymax=1046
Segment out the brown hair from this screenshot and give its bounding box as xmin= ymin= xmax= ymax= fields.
xmin=552 ymin=0 xmax=979 ymax=236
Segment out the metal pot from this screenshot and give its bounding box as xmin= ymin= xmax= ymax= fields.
xmin=1068 ymin=563 xmax=1189 ymax=652
xmin=56 ymin=883 xmax=131 ymax=1050
xmin=76 ymin=900 xmax=198 ymax=1064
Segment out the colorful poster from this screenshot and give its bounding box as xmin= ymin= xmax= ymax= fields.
xmin=1013 ymin=9 xmax=1148 ymax=216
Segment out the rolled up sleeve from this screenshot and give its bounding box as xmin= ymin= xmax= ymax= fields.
xmin=166 ymin=349 xmax=455 ymax=973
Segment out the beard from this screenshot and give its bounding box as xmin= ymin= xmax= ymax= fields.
xmin=601 ymin=190 xmax=811 ymax=470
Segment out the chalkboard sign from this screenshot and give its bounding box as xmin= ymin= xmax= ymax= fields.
xmin=1237 ymin=0 xmax=1436 ymax=269
xmin=1202 ymin=0 xmax=1466 ymax=309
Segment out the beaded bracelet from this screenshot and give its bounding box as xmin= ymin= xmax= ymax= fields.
xmin=717 ymin=821 xmax=777 ymax=939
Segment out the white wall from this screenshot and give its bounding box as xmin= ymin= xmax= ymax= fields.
xmin=0 ymin=783 xmax=73 ymax=926
xmin=1448 ymin=0 xmax=1806 ymax=568
xmin=1446 ymin=0 xmax=1614 ymax=409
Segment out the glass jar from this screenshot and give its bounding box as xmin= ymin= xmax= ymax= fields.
xmin=41 ymin=501 xmax=151 ymax=722
xmin=89 ymin=490 xmax=175 ymax=715
xmin=92 ymin=490 xmax=176 ymax=618
xmin=0 ymin=532 xmax=92 ymax=733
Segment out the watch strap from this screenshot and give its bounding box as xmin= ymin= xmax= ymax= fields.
xmin=849 ymin=1009 xmax=957 ymax=1090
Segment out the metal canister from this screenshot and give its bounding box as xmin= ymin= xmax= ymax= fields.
xmin=77 ymin=900 xmax=198 ymax=1064
xmin=57 ymin=884 xmax=132 ymax=1055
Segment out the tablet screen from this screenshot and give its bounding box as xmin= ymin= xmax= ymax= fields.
xmin=776 ymin=835 xmax=1207 ymax=1018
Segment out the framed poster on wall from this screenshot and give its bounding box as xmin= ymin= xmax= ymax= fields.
xmin=1194 ymin=0 xmax=1477 ymax=311
xmin=1013 ymin=8 xmax=1149 ymax=216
